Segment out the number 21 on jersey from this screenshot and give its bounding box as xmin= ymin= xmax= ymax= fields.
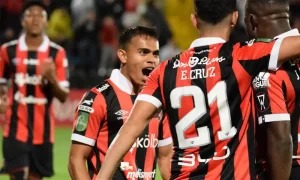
xmin=170 ymin=81 xmax=237 ymax=149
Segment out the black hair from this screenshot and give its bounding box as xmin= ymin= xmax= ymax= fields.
xmin=22 ymin=0 xmax=48 ymax=15
xmin=194 ymin=0 xmax=237 ymax=25
xmin=119 ymin=26 xmax=158 ymax=49
xmin=248 ymin=0 xmax=288 ymax=4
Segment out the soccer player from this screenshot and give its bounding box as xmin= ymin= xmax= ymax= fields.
xmin=96 ymin=0 xmax=300 ymax=179
xmin=245 ymin=0 xmax=298 ymax=179
xmin=0 ymin=1 xmax=69 ymax=180
xmin=68 ymin=26 xmax=173 ymax=180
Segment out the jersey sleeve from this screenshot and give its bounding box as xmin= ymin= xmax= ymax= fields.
xmin=0 ymin=45 xmax=11 ymax=84
xmin=54 ymin=48 xmax=69 ymax=88
xmin=232 ymin=38 xmax=284 ymax=76
xmin=157 ymin=113 xmax=172 ymax=147
xmin=71 ymin=89 xmax=106 ymax=146
xmin=136 ymin=65 xmax=163 ymax=109
xmin=252 ymin=71 xmax=290 ymax=124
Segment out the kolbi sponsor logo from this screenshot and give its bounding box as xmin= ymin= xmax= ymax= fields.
xmin=120 ymin=162 xmax=156 ymax=180
xmin=252 ymin=72 xmax=271 ymax=90
xmin=97 ymin=83 xmax=110 ymax=93
xmin=15 ymin=73 xmax=42 ymax=87
xmin=173 ymin=56 xmax=225 ymax=68
xmin=130 ymin=134 xmax=158 ymax=152
xmin=23 ymin=58 xmax=40 ymax=65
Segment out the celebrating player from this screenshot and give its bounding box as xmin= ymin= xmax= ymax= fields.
xmin=68 ymin=26 xmax=173 ymax=180
xmin=97 ymin=0 xmax=300 ymax=179
xmin=0 ymin=1 xmax=69 ymax=180
xmin=246 ymin=0 xmax=298 ymax=179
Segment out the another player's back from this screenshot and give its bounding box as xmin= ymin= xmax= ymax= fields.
xmin=157 ymin=40 xmax=275 ymax=179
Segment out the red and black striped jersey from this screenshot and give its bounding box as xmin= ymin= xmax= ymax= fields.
xmin=71 ymin=69 xmax=172 ymax=180
xmin=252 ymin=29 xmax=300 ymax=171
xmin=0 ymin=34 xmax=69 ymax=144
xmin=136 ymin=37 xmax=283 ymax=180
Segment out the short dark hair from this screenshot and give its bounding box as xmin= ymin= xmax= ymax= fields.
xmin=119 ymin=26 xmax=158 ymax=49
xmin=22 ymin=0 xmax=48 ymax=15
xmin=246 ymin=0 xmax=289 ymax=15
xmin=194 ymin=0 xmax=237 ymax=25
xmin=248 ymin=0 xmax=288 ymax=4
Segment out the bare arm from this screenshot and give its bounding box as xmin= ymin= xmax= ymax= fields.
xmin=158 ymin=144 xmax=173 ymax=180
xmin=266 ymin=121 xmax=292 ymax=180
xmin=48 ymin=77 xmax=69 ymax=103
xmin=68 ymin=142 xmax=93 ymax=180
xmin=278 ymin=36 xmax=300 ymax=64
xmin=97 ymin=101 xmax=158 ymax=180
xmin=0 ymin=84 xmax=8 ymax=114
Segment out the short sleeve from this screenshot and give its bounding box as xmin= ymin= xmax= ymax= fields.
xmin=71 ymin=89 xmax=106 ymax=146
xmin=232 ymin=38 xmax=285 ymax=76
xmin=55 ymin=48 xmax=69 ymax=88
xmin=157 ymin=113 xmax=172 ymax=147
xmin=0 ymin=45 xmax=11 ymax=84
xmin=136 ymin=65 xmax=163 ymax=109
xmin=252 ymin=71 xmax=290 ymax=124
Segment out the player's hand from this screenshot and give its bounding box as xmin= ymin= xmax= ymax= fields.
xmin=0 ymin=95 xmax=9 ymax=114
xmin=40 ymin=58 xmax=56 ymax=82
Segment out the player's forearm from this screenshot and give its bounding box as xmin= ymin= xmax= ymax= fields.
xmin=97 ymin=119 xmax=148 ymax=180
xmin=267 ymin=133 xmax=292 ymax=180
xmin=68 ymin=157 xmax=91 ymax=180
xmin=0 ymin=84 xmax=9 ymax=114
xmin=158 ymin=156 xmax=171 ymax=180
xmin=48 ymin=78 xmax=69 ymax=103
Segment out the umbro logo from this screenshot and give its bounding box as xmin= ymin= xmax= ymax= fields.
xmin=115 ymin=110 xmax=129 ymax=120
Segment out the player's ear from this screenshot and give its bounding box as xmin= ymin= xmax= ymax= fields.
xmin=117 ymin=49 xmax=127 ymax=64
xmin=245 ymin=13 xmax=257 ymax=38
xmin=231 ymin=11 xmax=239 ymax=28
xmin=191 ymin=13 xmax=198 ymax=29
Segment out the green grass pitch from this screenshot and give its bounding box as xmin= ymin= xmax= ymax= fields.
xmin=0 ymin=127 xmax=163 ymax=180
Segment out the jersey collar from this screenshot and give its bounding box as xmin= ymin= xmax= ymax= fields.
xmin=109 ymin=69 xmax=133 ymax=95
xmin=190 ymin=37 xmax=226 ymax=49
xmin=275 ymin=28 xmax=300 ymax=39
xmin=18 ymin=33 xmax=50 ymax=52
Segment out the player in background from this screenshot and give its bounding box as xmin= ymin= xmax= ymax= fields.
xmin=0 ymin=1 xmax=69 ymax=180
xmin=68 ymin=26 xmax=173 ymax=180
xmin=245 ymin=0 xmax=298 ymax=179
xmin=97 ymin=0 xmax=300 ymax=179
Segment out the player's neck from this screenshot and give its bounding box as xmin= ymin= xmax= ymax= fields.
xmin=25 ymin=33 xmax=44 ymax=51
xmin=119 ymin=68 xmax=141 ymax=95
xmin=265 ymin=22 xmax=292 ymax=38
xmin=198 ymin=26 xmax=231 ymax=41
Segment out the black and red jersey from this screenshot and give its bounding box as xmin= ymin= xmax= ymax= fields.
xmin=252 ymin=29 xmax=300 ymax=170
xmin=71 ymin=69 xmax=172 ymax=180
xmin=137 ymin=37 xmax=283 ymax=180
xmin=0 ymin=34 xmax=69 ymax=144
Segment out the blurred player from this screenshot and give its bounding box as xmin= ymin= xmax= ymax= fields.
xmin=96 ymin=0 xmax=300 ymax=179
xmin=245 ymin=0 xmax=298 ymax=179
xmin=68 ymin=26 xmax=173 ymax=180
xmin=0 ymin=1 xmax=69 ymax=180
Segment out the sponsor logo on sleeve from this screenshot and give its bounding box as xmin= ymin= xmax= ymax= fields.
xmin=75 ymin=112 xmax=89 ymax=132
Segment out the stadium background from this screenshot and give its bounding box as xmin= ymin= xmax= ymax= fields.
xmin=0 ymin=0 xmax=300 ymax=179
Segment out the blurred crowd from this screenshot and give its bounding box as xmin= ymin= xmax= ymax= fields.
xmin=1 ymin=0 xmax=300 ymax=89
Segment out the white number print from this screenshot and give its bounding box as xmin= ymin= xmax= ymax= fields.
xmin=170 ymin=81 xmax=237 ymax=149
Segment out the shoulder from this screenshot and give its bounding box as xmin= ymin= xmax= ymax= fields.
xmin=1 ymin=40 xmax=18 ymax=49
xmin=49 ymin=41 xmax=64 ymax=51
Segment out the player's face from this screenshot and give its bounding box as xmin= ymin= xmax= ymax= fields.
xmin=123 ymin=35 xmax=159 ymax=86
xmin=22 ymin=6 xmax=47 ymax=36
